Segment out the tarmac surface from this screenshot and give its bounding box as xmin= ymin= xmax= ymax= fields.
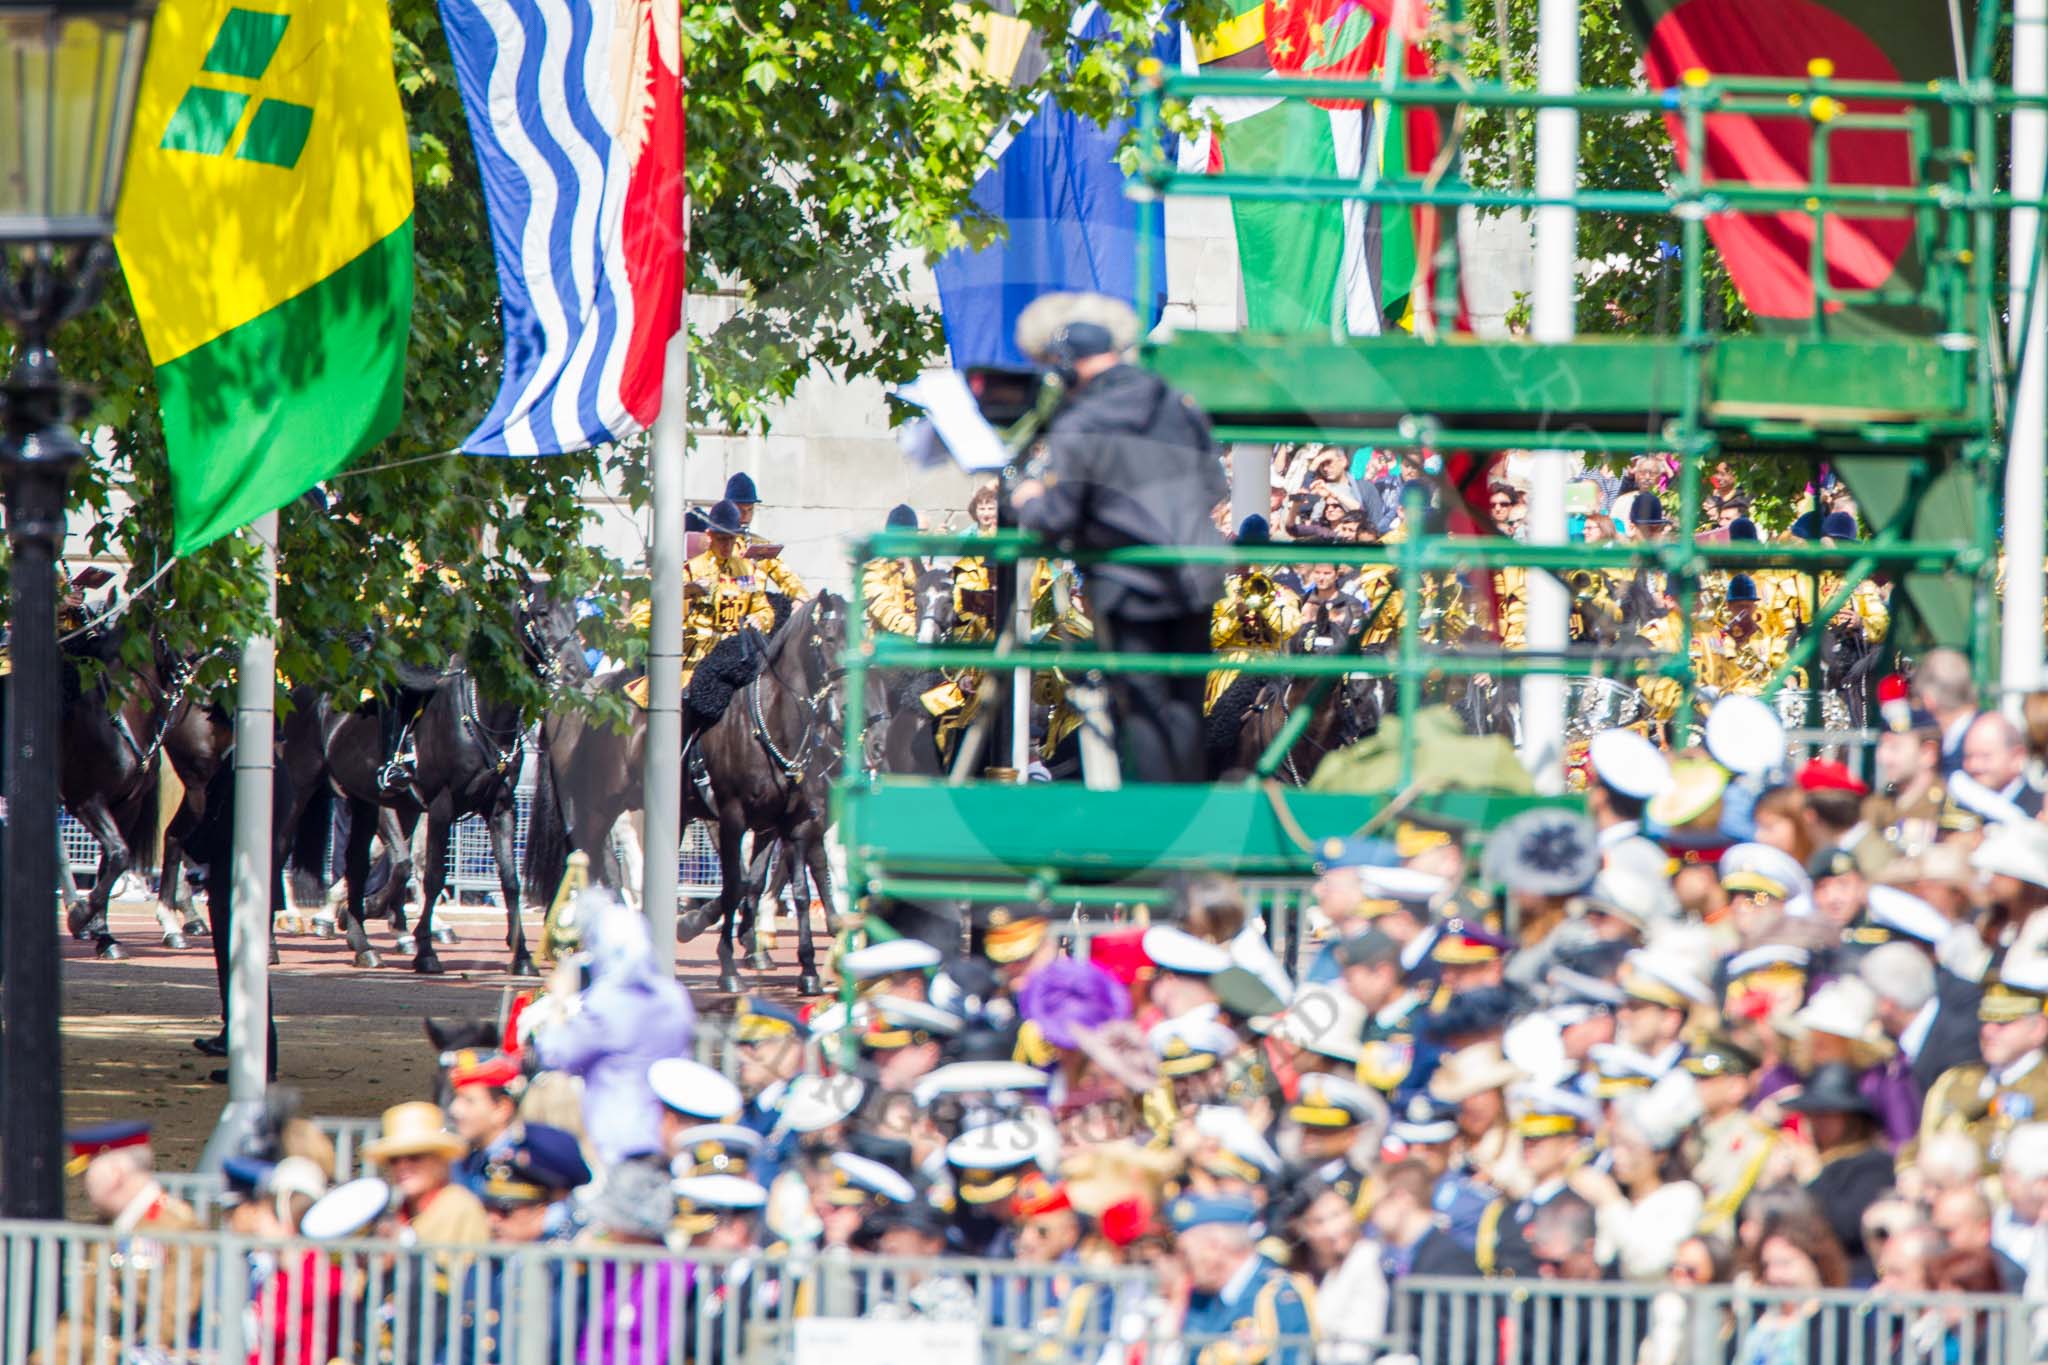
xmin=37 ymin=894 xmax=825 ymax=1174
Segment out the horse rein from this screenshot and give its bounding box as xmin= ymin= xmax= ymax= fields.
xmin=747 ymin=599 xmax=846 ymax=789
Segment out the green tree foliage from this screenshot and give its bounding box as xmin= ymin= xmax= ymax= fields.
xmin=35 ymin=0 xmax=1215 ymax=705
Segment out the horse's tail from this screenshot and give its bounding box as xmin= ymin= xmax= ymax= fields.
xmin=523 ymin=729 xmax=569 ymax=908
xmin=285 ymin=777 xmax=333 ymax=906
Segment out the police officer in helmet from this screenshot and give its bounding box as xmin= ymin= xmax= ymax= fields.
xmin=1008 ymin=291 xmax=1227 ymax=783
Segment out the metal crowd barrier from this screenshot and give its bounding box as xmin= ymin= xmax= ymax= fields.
xmin=1394 ymin=1276 xmax=2033 ymax=1365
xmin=0 ymin=1220 xmax=2033 ymax=1365
xmin=0 ymin=1223 xmax=1157 ymax=1365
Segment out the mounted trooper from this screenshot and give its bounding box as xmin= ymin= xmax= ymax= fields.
xmin=862 ymin=503 xmax=923 ymax=638
xmin=673 ymin=499 xmax=778 ymax=797
xmin=724 ymin=471 xmax=807 ymax=601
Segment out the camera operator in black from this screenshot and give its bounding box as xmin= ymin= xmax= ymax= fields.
xmin=1008 ymin=292 xmax=1227 ymax=783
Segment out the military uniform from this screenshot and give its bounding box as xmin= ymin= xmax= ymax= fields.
xmin=1004 ymin=1252 xmax=1119 ymax=1363
xmin=1359 ymin=992 xmax=1434 ymax=1105
xmin=1864 ymin=781 xmax=1948 ymax=859
xmin=1314 ymin=1154 xmax=1375 ymax=1222
xmin=1207 ymin=568 xmax=1302 ymax=711
xmin=862 ymin=557 xmax=918 ymax=637
xmin=1636 ymin=610 xmax=1687 ymax=721
xmin=739 ymin=534 xmax=806 ymax=600
xmin=454 ymin=1257 xmax=570 ymax=1365
xmin=1492 ymin=568 xmax=1528 ymax=650
xmin=1918 ymin=1048 xmax=2048 ymax=1166
xmin=1805 ymin=572 xmax=1890 ymax=643
xmin=1181 ymin=1255 xmax=1317 ymax=1365
xmin=45 ymin=1185 xmax=203 ymax=1363
xmin=681 ymin=546 xmax=777 ymax=682
xmin=1476 ymin=1177 xmax=1570 ymax=1279
xmin=1430 ymin=1164 xmax=1502 ymax=1253
xmin=1692 ymin=1109 xmax=1782 ymax=1238
xmin=1352 ymin=563 xmax=1404 ymax=647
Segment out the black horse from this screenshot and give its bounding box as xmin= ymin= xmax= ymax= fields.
xmin=1206 ymin=669 xmax=1384 ymax=782
xmin=18 ymin=622 xmax=228 ymax=961
xmin=281 ymin=585 xmax=574 ymax=975
xmin=672 ymin=591 xmax=849 ymax=994
xmin=877 ymin=566 xmax=968 ymax=775
xmin=527 ymin=594 xmax=848 ymax=995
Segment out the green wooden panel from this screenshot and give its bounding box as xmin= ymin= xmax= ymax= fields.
xmin=1144 ymin=334 xmax=1692 ymax=428
xmin=1144 ymin=333 xmax=1974 ymax=436
xmin=834 ymin=777 xmax=1584 ymax=882
xmin=1707 ymin=338 xmax=1965 ymax=425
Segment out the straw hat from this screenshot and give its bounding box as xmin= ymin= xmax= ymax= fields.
xmin=361 ymin=1102 xmax=466 ymax=1165
xmin=1427 ymin=1041 xmax=1526 ymax=1104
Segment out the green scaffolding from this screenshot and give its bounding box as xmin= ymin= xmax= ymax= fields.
xmin=833 ymin=6 xmax=2048 ymax=908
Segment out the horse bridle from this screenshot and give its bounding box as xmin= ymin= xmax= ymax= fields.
xmin=458 ymin=671 xmax=524 ymax=778
xmin=748 ymin=597 xmax=847 ymax=787
xmin=516 ymin=599 xmax=574 ymax=687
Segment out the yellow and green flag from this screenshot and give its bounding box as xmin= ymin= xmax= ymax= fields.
xmin=115 ymin=0 xmax=413 ymax=554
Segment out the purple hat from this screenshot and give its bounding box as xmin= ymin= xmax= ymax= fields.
xmin=1018 ymin=956 xmax=1131 ymax=1050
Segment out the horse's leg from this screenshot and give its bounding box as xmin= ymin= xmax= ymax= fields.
xmin=72 ymin=798 xmax=129 ymax=960
xmin=411 ymin=814 xmax=449 ymax=975
xmin=160 ymin=832 xmax=204 ymax=937
xmin=491 ymin=798 xmax=535 ymax=977
xmin=341 ymin=797 xmax=381 ymax=968
xmin=791 ymin=831 xmax=821 ymax=996
xmin=747 ymin=839 xmax=781 ymax=972
xmin=378 ymin=806 xmax=418 ymax=951
xmin=714 ymin=809 xmax=746 ymax=994
xmin=806 ymin=826 xmax=841 ymax=945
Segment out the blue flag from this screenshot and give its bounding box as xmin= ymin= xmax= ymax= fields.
xmin=933 ymin=9 xmax=1177 ymax=369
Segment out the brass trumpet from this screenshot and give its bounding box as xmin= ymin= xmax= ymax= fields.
xmin=1239 ymin=569 xmax=1277 ymax=615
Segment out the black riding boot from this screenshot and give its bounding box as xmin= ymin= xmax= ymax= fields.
xmin=376 ymin=700 xmax=416 ymax=798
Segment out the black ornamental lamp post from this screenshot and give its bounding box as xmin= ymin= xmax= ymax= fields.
xmin=0 ymin=0 xmax=154 ymax=1219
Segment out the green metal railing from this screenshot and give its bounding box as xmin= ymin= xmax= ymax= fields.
xmin=837 ymin=515 xmax=1977 ymax=797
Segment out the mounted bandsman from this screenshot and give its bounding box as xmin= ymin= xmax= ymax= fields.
xmin=724 ymin=471 xmax=808 ymax=600
xmin=680 ymin=499 xmax=777 ymax=694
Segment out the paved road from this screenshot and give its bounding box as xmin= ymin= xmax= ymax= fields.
xmin=33 ymin=896 xmax=828 ymax=1173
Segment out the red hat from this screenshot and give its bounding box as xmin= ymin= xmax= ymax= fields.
xmin=1099 ymin=1196 xmax=1154 ymax=1247
xmin=1797 ymin=760 xmax=1869 ymax=797
xmin=1083 ymin=929 xmax=1154 ymax=988
xmin=449 ymin=1053 xmax=523 ymax=1092
xmin=1878 ymin=673 xmax=1912 ymax=734
xmin=1010 ymin=1172 xmax=1073 ymax=1220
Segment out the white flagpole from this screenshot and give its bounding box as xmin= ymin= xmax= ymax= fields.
xmin=202 ymin=507 xmax=277 ymax=1168
xmin=642 ymin=184 xmax=689 ymax=965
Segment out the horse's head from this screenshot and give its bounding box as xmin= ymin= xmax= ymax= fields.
xmin=1332 ymin=673 xmax=1384 ymax=746
xmin=778 ymin=590 xmax=849 ymax=744
xmin=516 ymin=583 xmax=584 ymax=685
xmin=912 ymin=567 xmax=960 ymax=645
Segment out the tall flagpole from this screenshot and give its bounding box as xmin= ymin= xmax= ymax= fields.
xmin=202 ymin=507 xmax=277 ymax=1168
xmin=641 ymin=168 xmax=688 ymax=965
xmin=1520 ymin=0 xmax=1578 ymax=793
xmin=2006 ymin=0 xmax=2047 ymax=716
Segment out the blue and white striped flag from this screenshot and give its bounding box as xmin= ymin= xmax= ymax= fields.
xmin=438 ymin=0 xmax=686 ymax=455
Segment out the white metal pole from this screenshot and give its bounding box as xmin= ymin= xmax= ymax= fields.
xmin=1232 ymin=443 xmax=1269 ymax=532
xmin=1520 ymin=0 xmax=1578 ymax=790
xmin=228 ymin=508 xmax=277 ymax=1098
xmin=1011 ymin=560 xmax=1031 ymax=780
xmin=2006 ymin=0 xmax=2048 ymax=716
xmin=202 ymin=508 xmax=277 ymax=1169
xmin=642 ymin=283 xmax=688 ymax=963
